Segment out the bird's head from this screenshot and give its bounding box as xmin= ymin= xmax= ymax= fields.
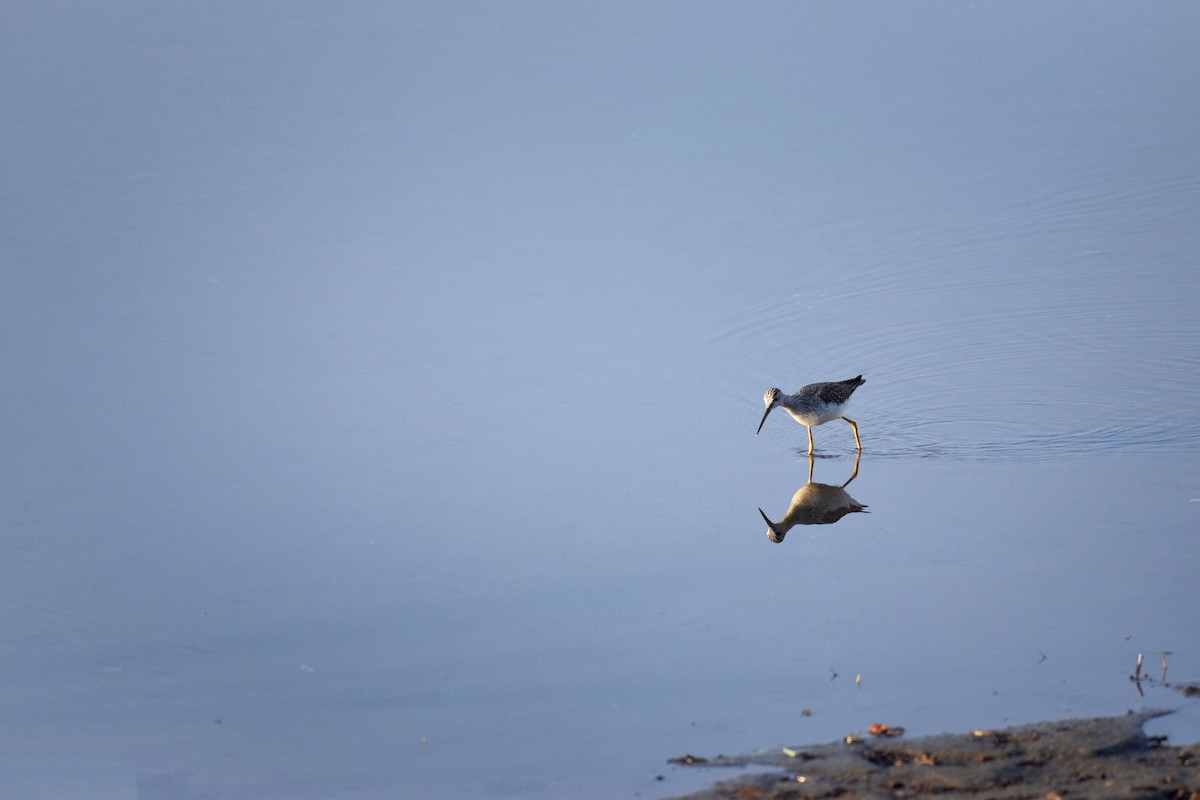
xmin=757 ymin=388 xmax=782 ymax=435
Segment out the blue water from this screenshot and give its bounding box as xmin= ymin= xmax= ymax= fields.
xmin=2 ymin=3 xmax=1198 ymax=798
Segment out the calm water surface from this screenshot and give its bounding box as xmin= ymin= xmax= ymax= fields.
xmin=2 ymin=4 xmax=1198 ymax=799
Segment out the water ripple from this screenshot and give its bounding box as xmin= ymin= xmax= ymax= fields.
xmin=705 ymin=171 xmax=1200 ymax=462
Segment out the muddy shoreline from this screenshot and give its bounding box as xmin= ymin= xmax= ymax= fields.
xmin=666 ymin=710 xmax=1199 ymax=799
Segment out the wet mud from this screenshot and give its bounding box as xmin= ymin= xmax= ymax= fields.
xmin=666 ymin=710 xmax=1199 ymax=799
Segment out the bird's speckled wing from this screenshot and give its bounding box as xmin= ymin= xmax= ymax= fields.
xmin=797 ymin=375 xmax=865 ymax=405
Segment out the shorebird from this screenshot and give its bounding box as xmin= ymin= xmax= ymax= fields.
xmin=756 ymin=375 xmax=865 ymax=454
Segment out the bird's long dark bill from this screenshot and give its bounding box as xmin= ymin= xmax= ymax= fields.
xmin=756 ymin=405 xmax=773 ymax=435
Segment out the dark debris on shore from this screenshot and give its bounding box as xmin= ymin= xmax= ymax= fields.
xmin=665 ymin=710 xmax=1200 ymax=800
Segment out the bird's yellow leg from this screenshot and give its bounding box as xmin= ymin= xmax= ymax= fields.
xmin=806 ymin=426 xmax=815 ymax=454
xmin=844 ymin=417 xmax=862 ymax=451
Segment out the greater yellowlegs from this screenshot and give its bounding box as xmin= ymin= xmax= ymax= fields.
xmin=756 ymin=375 xmax=865 ymax=453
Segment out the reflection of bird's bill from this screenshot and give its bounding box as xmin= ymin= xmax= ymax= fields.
xmin=758 ymin=507 xmax=786 ymax=543
xmin=756 ymin=404 xmax=774 ymax=435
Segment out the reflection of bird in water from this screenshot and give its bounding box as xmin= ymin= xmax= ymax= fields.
xmin=756 ymin=375 xmax=865 ymax=454
xmin=758 ymin=454 xmax=867 ymax=543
